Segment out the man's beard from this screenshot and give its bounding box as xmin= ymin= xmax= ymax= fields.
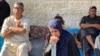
xmin=90 ymin=15 xmax=96 ymax=18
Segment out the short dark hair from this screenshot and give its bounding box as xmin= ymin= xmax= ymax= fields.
xmin=14 ymin=2 xmax=24 ymax=7
xmin=89 ymin=6 xmax=97 ymax=10
xmin=54 ymin=14 xmax=65 ymax=25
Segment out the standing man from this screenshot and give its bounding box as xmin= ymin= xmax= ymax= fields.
xmin=0 ymin=2 xmax=32 ymax=56
xmin=79 ymin=6 xmax=100 ymax=56
xmin=0 ymin=0 xmax=10 ymax=29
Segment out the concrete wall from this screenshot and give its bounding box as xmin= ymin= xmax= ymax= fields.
xmin=6 ymin=0 xmax=100 ymax=28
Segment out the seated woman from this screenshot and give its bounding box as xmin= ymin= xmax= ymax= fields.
xmin=43 ymin=19 xmax=80 ymax=56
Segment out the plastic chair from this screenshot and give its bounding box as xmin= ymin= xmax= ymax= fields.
xmin=0 ymin=36 xmax=4 ymax=52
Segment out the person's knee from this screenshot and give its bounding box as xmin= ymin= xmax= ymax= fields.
xmin=18 ymin=43 xmax=27 ymax=51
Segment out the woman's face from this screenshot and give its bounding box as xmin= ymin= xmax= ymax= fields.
xmin=49 ymin=28 xmax=60 ymax=38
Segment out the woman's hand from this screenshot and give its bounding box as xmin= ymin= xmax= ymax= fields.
xmin=50 ymin=36 xmax=59 ymax=44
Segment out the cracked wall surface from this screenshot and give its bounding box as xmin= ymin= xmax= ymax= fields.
xmin=7 ymin=0 xmax=100 ymax=28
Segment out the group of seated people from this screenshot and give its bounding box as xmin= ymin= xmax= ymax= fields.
xmin=0 ymin=1 xmax=100 ymax=56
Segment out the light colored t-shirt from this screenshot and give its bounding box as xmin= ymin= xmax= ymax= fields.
xmin=1 ymin=15 xmax=30 ymax=43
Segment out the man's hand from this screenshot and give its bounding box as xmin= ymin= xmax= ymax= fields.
xmin=93 ymin=24 xmax=100 ymax=30
xmin=8 ymin=27 xmax=13 ymax=31
xmin=15 ymin=20 xmax=23 ymax=27
xmin=2 ymin=30 xmax=14 ymax=39
xmin=50 ymin=36 xmax=59 ymax=44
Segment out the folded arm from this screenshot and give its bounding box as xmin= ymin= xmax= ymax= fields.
xmin=2 ymin=30 xmax=14 ymax=39
xmin=8 ymin=26 xmax=26 ymax=35
xmin=80 ymin=24 xmax=100 ymax=29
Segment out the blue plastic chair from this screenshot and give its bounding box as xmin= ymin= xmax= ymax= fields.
xmin=0 ymin=36 xmax=4 ymax=52
xmin=66 ymin=28 xmax=79 ymax=34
